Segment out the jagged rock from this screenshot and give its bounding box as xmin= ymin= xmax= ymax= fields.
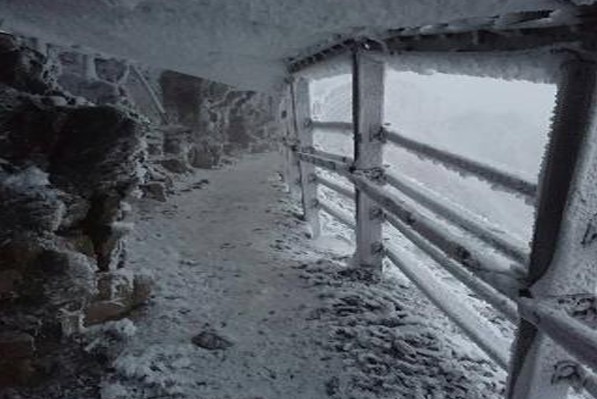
xmin=57 ymin=73 xmax=122 ymax=105
xmin=58 ymin=309 xmax=84 ymax=337
xmin=63 ymin=233 xmax=95 ymax=257
xmin=33 ymin=248 xmax=97 ymax=308
xmin=147 ymin=142 xmax=163 ymax=156
xmin=57 ymin=192 xmax=91 ymax=230
xmin=45 ymin=106 xmax=144 ymax=271
xmin=94 ymin=58 xmax=128 ymax=83
xmin=49 ymin=106 xmax=144 ymax=197
xmin=191 ymin=330 xmax=233 ymax=350
xmin=132 ymin=274 xmax=152 ymax=305
xmin=0 ymin=168 xmax=65 ymax=236
xmin=188 ymin=142 xmax=221 ymax=169
xmin=0 ymin=91 xmax=63 ymax=166
xmin=56 ymin=50 xmax=87 ymax=77
xmin=159 ymin=158 xmax=189 ymax=174
xmin=85 ymin=271 xmax=152 ymax=326
xmin=0 ymin=33 xmax=52 ymax=95
xmin=84 ymin=300 xmax=130 ymax=326
xmin=163 ymin=134 xmax=190 ymax=156
xmin=141 ymin=182 xmax=167 ymax=202
xmin=0 ymin=269 xmax=22 ymax=299
xmin=0 ymin=332 xmax=35 ymax=386
xmin=145 ymin=165 xmax=174 ymax=187
xmin=0 ymin=36 xmax=149 ymax=390
xmin=0 ymin=332 xmax=35 ymax=359
xmin=0 ymin=235 xmax=45 ymax=272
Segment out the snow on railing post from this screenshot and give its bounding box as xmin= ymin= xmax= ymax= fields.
xmin=352 ymin=47 xmax=385 ymax=275
xmin=293 ymin=77 xmax=320 ymax=238
xmin=507 ymin=57 xmax=597 ymax=399
xmin=282 ymin=81 xmax=302 ymax=199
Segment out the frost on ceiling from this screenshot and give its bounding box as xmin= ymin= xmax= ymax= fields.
xmin=0 ymin=0 xmax=592 ymax=91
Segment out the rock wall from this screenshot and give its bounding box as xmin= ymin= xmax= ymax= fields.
xmin=137 ymin=69 xmax=281 ymax=201
xmin=38 ymin=43 xmax=282 ymax=202
xmin=159 ymin=70 xmax=279 ymax=164
xmin=0 ymin=34 xmax=150 ymax=390
xmin=0 ymin=33 xmax=282 ymax=392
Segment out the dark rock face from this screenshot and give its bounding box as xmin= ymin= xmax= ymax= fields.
xmin=136 ymin=64 xmax=281 ymax=202
xmin=51 ymin=48 xmax=130 ymax=107
xmin=191 ymin=330 xmax=234 ymax=350
xmin=0 ymin=33 xmax=53 ymax=95
xmin=57 ymin=74 xmax=122 ymax=105
xmin=158 ymin=70 xmax=279 ymax=169
xmin=0 ymin=34 xmax=149 ymax=389
xmin=49 ymin=106 xmax=143 ymax=197
xmin=94 ymin=58 xmax=128 ymax=83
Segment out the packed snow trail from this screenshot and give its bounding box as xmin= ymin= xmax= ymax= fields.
xmin=101 ymin=152 xmax=505 ymax=399
xmin=104 ymin=152 xmax=346 ymax=398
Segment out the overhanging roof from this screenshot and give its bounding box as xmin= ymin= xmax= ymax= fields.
xmin=0 ymin=0 xmax=594 ymax=91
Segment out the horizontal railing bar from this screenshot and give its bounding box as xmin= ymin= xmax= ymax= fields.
xmin=310 ymin=120 xmax=353 ymax=134
xmin=315 ymin=174 xmax=355 ymax=199
xmin=297 ymin=150 xmax=352 ymax=177
xmin=385 ymin=171 xmax=529 ymax=263
xmin=519 ymin=298 xmax=597 ymax=373
xmin=352 ymin=174 xmax=525 ymax=298
xmin=385 ymin=213 xmax=518 ymax=323
xmin=385 ymin=129 xmax=537 ymax=199
xmin=308 ymin=148 xmax=354 ymax=165
xmin=319 ymin=199 xmax=356 ymax=229
xmin=386 ymin=245 xmax=510 ymax=369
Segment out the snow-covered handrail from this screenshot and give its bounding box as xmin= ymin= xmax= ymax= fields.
xmin=351 ymin=173 xmax=525 ymax=297
xmin=302 ymin=148 xmax=354 ymax=166
xmin=286 ymin=36 xmax=597 ymax=399
xmin=309 ymin=120 xmax=353 ymax=135
xmin=385 ymin=129 xmax=537 ymax=200
xmin=518 ymin=298 xmax=597 ymax=373
xmin=385 ymin=171 xmax=529 ymax=263
xmin=318 ymin=199 xmax=356 ymax=229
xmin=296 ymin=150 xmax=352 ymax=177
xmin=385 ymin=245 xmax=510 ymax=369
xmin=315 ymin=174 xmax=355 ymax=199
xmin=385 ymin=213 xmax=518 ymax=323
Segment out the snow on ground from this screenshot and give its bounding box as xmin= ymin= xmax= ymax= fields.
xmin=0 ymin=0 xmax=589 ymax=91
xmin=98 ymin=152 xmax=506 ymax=399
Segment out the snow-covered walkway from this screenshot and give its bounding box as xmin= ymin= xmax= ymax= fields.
xmin=101 ymin=152 xmax=505 ymax=399
xmin=104 ymin=152 xmax=345 ymax=398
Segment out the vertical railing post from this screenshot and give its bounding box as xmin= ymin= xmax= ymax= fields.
xmin=352 ymin=48 xmax=385 ymax=275
xmin=282 ymin=82 xmax=302 ymax=199
xmin=293 ymin=77 xmax=321 ymax=238
xmin=507 ymin=57 xmax=597 ymax=399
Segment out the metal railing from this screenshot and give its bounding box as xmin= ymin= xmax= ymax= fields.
xmin=282 ymin=5 xmax=597 ymax=399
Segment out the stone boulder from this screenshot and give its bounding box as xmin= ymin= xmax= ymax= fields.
xmin=57 ymin=73 xmax=122 ymax=105
xmin=94 ymin=58 xmax=128 ymax=83
xmin=0 ymin=33 xmax=53 ymax=95
xmin=85 ymin=270 xmax=152 ymax=326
